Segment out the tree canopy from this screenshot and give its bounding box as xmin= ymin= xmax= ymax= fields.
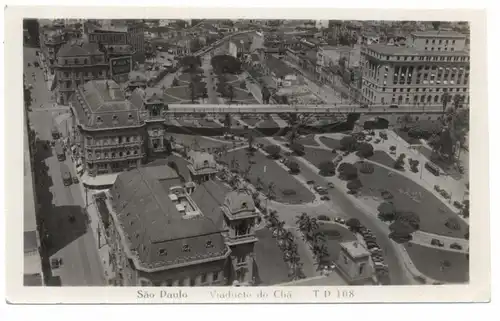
xmin=346 ymin=179 xmax=362 ymax=193
xmin=264 ymin=145 xmax=281 ymax=159
xmin=338 ymin=162 xmax=358 ymax=181
xmin=340 ymin=135 xmax=359 ymax=152
xmin=356 ymin=142 xmax=374 ymax=158
xmin=318 ymin=161 xmax=336 ymax=176
xmin=211 ymin=54 xmax=242 ymax=74
xmin=287 ymin=160 xmax=300 ymax=174
xmin=289 ymin=142 xmax=305 ymax=156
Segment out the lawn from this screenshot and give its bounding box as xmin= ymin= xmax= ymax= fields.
xmin=319 ymin=136 xmax=342 ymax=150
xmin=254 ymin=228 xmax=291 ymax=285
xmin=241 ymin=117 xmax=262 ymax=127
xmin=276 ymin=135 xmax=320 ymax=146
xmin=317 ymin=223 xmax=357 ymax=263
xmin=368 ymin=150 xmax=395 ymax=168
xmin=168 ymin=133 xmax=232 ymax=150
xmin=257 ymin=118 xmax=279 ymax=129
xmin=404 ymin=243 xmax=469 ymax=283
xmin=302 ymin=146 xmax=337 ymax=169
xmin=355 ymin=163 xmax=469 ymax=238
xmin=393 ymin=128 xmax=422 ymax=145
xmin=231 ymin=88 xmax=254 ymax=101
xmin=221 ymin=149 xmax=315 ymax=204
xmin=164 ymin=86 xmax=191 ymax=100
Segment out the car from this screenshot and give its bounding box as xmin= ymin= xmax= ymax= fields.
xmin=389 ymin=104 xmax=399 ymax=109
xmin=306 ymin=180 xmax=315 ymax=185
xmin=320 ymin=195 xmax=330 ymax=201
xmin=450 ymin=243 xmax=463 ymax=250
xmin=327 ymin=182 xmax=335 ymax=188
xmin=431 ymin=238 xmax=445 ymax=247
xmin=34 ymin=61 xmax=39 ymax=67
xmin=361 ymin=103 xmax=369 ymax=109
xmin=369 ymin=247 xmax=381 ymax=253
xmin=72 ymin=176 xmax=79 ymax=184
xmin=434 ymin=185 xmax=442 ymax=192
xmin=366 ymin=243 xmax=378 ymax=249
xmin=453 ymin=201 xmax=463 ymax=209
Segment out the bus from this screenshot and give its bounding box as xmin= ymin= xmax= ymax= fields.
xmin=54 ymin=141 xmax=65 ymax=161
xmin=425 ymin=161 xmax=440 ymax=177
xmin=61 ymin=163 xmax=72 ymax=186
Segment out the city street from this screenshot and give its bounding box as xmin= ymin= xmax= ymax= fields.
xmin=25 ymin=46 xmax=106 ymax=286
xmin=202 ymin=55 xmax=222 ymax=104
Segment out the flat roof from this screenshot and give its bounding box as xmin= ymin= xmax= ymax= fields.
xmin=341 ymin=241 xmax=370 ymax=259
xmin=411 ymin=30 xmax=466 ymax=38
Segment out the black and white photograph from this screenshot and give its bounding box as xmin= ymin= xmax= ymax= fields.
xmin=5 ymin=7 xmax=490 ymax=304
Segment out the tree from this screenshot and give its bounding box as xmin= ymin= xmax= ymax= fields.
xmin=408 ymin=159 xmax=420 ymax=173
xmin=377 ymin=202 xmax=396 ymax=222
xmin=211 ymin=54 xmax=242 ymax=74
xmin=346 ymin=218 xmax=362 ymax=232
xmin=23 ymin=84 xmax=32 ymax=109
xmin=356 ymin=142 xmax=374 ymax=158
xmin=180 ymin=55 xmax=201 ymax=73
xmin=288 ymin=260 xmax=305 ymax=281
xmin=340 ymin=135 xmax=358 ymax=152
xmin=388 ymin=220 xmax=414 ymax=243
xmin=338 ymin=162 xmax=358 ymax=181
xmin=318 ymin=160 xmax=336 ymax=176
xmin=393 ymin=154 xmax=405 ymax=170
xmin=432 ymin=21 xmax=441 ymax=30
xmin=264 ymin=144 xmax=281 ymax=159
xmin=262 ymin=86 xmax=271 ymax=104
xmin=287 ymin=160 xmax=300 ymax=174
xmin=279 ymin=230 xmax=296 ymax=250
xmin=312 ymin=231 xmax=326 ymax=245
xmin=266 ymin=182 xmax=276 ymax=202
xmin=312 ymin=242 xmax=330 ymax=266
xmin=347 ymin=179 xmax=363 ymax=194
xmin=255 ymin=176 xmax=264 ymax=191
xmin=267 ymin=209 xmax=279 ymax=225
xmin=394 ymin=211 xmax=420 ymax=231
xmin=289 ymin=142 xmax=305 ymax=156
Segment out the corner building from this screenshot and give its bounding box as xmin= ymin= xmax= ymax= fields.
xmin=69 ymin=80 xmax=145 ymax=186
xmin=95 ymin=164 xmax=259 ymax=286
xmin=360 ymin=30 xmax=470 ymax=106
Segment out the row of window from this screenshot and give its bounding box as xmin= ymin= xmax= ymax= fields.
xmin=140 ymin=271 xmax=222 ymax=287
xmin=364 ymin=90 xmax=469 ymax=105
xmin=88 ymin=149 xmax=140 ymax=160
xmin=61 ymin=70 xmax=106 ymax=78
xmin=425 ymin=38 xmax=456 ymax=45
xmin=87 ymin=160 xmax=137 ymax=170
xmin=363 ymin=50 xmax=469 ymax=62
xmin=86 ymin=135 xmax=141 ymax=145
xmin=61 ymin=56 xmax=105 ymax=65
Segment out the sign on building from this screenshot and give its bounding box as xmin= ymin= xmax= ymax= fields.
xmin=110 ymin=56 xmax=133 ymax=77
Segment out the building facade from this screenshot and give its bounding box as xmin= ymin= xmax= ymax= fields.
xmin=335 ymin=241 xmax=373 ymax=284
xmin=69 ymin=80 xmax=146 ymax=185
xmin=39 ymin=28 xmax=68 ymax=75
xmin=94 ymin=164 xmax=260 ymax=287
xmin=87 ymin=20 xmax=145 ymax=57
xmin=360 ymin=31 xmax=470 ymax=106
xmin=53 ymin=41 xmax=109 ymax=105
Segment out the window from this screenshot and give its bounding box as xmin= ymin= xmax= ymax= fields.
xmin=212 ymin=271 xmax=220 ymax=282
xmin=393 ymin=88 xmax=396 ymax=92
xmin=182 ymin=244 xmax=190 ymax=252
xmin=159 ymin=249 xmax=167 ymax=256
xmin=439 ymin=40 xmax=442 ymax=44
xmin=425 ymin=39 xmax=429 ymax=44
xmin=206 ymin=240 xmax=214 ymax=248
xmin=201 ymin=273 xmax=207 ymax=284
xmin=190 ymin=278 xmax=196 ymax=286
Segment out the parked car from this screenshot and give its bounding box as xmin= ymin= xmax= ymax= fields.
xmin=434 ymin=185 xmax=442 ymax=193
xmin=431 ymin=238 xmax=445 ymax=247
xmin=334 ymin=218 xmax=345 ymax=224
xmin=320 ymin=195 xmax=330 ymax=201
xmin=327 ymin=182 xmax=335 ymax=188
xmin=389 ymin=104 xmax=399 ymax=109
xmin=450 ymin=243 xmax=463 ymax=250
xmin=34 ymin=61 xmax=39 ymax=67
xmin=314 ymin=186 xmax=328 ymax=195
xmin=453 ymin=201 xmax=463 ymax=209
xmin=306 ymin=180 xmax=315 ymax=185
xmin=369 ymin=247 xmax=381 ymax=253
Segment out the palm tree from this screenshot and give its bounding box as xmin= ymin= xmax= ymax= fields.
xmin=272 ymin=220 xmax=286 ymax=238
xmin=267 ymin=209 xmax=279 ymax=226
xmin=312 ymin=242 xmax=330 ymax=267
xmin=279 ymin=230 xmax=296 ymax=250
xmin=229 ymin=175 xmax=239 ymax=190
xmin=242 ymin=165 xmax=252 ymax=181
xmin=255 ymin=176 xmax=264 ymax=191
xmin=188 ymin=81 xmax=196 ymax=103
xmin=247 ymin=133 xmax=255 ymax=150
xmin=266 ymin=182 xmax=276 ymax=202
xmin=312 ymin=231 xmax=326 ymax=246
xmin=288 ymin=256 xmax=305 ymax=281
xmin=295 ymin=213 xmax=311 ymax=233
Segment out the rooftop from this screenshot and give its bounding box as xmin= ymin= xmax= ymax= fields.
xmin=71 ymin=80 xmax=143 ymax=129
xmin=105 ymin=165 xmax=228 ymax=271
xmin=411 ymin=30 xmax=466 ymax=38
xmin=341 ymin=241 xmax=370 ymax=259
xmin=57 ymin=41 xmax=102 ymax=57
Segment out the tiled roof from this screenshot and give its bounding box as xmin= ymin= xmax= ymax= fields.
xmin=190 ymin=180 xmax=229 ymax=229
xmin=71 ymin=80 xmax=143 ymax=129
xmin=107 ymin=165 xmax=228 ymax=270
xmin=57 ymin=42 xmax=101 ymax=57
xmin=222 ymin=189 xmax=256 ymax=216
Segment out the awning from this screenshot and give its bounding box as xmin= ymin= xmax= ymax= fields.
xmin=81 ymin=172 xmax=118 ymax=188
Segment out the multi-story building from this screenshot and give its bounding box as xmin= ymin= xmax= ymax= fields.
xmin=86 ymin=20 xmax=145 ymax=59
xmin=69 ymin=80 xmax=146 ymax=186
xmin=53 ymin=41 xmax=109 ymax=105
xmin=39 ymin=27 xmax=68 ymax=75
xmin=359 ymin=30 xmax=470 ymax=106
xmin=94 ymin=162 xmax=260 ymax=286
xmin=24 ymin=112 xmax=43 ymax=286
